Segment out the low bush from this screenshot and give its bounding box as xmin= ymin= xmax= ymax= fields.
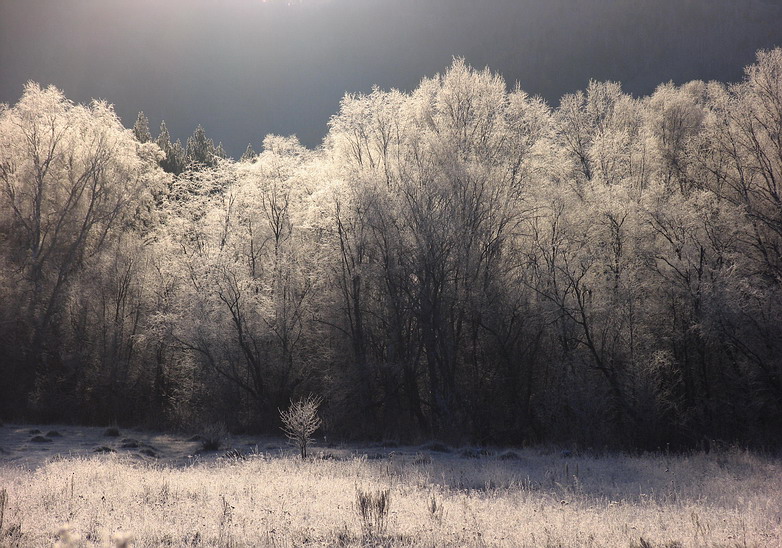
xmin=355 ymin=487 xmax=391 ymax=538
xmin=200 ymin=422 xmax=229 ymax=451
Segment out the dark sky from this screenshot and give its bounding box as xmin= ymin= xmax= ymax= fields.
xmin=2 ymin=0 xmax=781 ymax=157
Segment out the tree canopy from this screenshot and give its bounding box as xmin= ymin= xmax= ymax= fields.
xmin=2 ymin=52 xmax=782 ymax=449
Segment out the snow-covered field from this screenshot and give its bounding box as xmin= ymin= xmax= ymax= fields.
xmin=0 ymin=424 xmax=780 ymax=547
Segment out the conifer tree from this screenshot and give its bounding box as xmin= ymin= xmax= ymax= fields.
xmin=133 ymin=111 xmax=151 ymax=143
xmin=240 ymin=143 xmax=257 ymax=163
xmin=156 ymin=120 xmax=172 ymax=153
xmin=169 ymin=139 xmax=186 ymax=175
xmin=156 ymin=121 xmax=187 ymax=175
xmin=186 ymin=125 xmax=217 ymax=167
xmin=215 ymin=141 xmax=228 ymax=160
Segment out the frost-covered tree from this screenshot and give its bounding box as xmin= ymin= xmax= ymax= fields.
xmin=186 ymin=125 xmax=217 ymax=167
xmin=215 ymin=141 xmax=228 ymax=160
xmin=1 ymin=51 xmax=781 ymax=447
xmin=133 ymin=111 xmax=152 ymax=143
xmin=156 ymin=121 xmax=186 ymax=175
xmin=0 ymin=83 xmax=164 ymax=418
xmin=240 ymin=143 xmax=257 ymax=163
xmin=280 ymin=395 xmax=322 ymax=458
xmin=150 ymin=137 xmax=322 ymax=427
xmin=156 ymin=120 xmax=172 ymax=158
xmin=322 ymin=60 xmax=556 ymax=439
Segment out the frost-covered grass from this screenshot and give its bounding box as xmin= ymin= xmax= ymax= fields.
xmin=0 ymin=444 xmax=780 ymax=547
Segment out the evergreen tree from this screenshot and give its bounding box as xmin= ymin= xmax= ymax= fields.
xmin=133 ymin=111 xmax=152 ymax=143
xmin=170 ymin=139 xmax=186 ymax=175
xmin=215 ymin=141 xmax=228 ymax=160
xmin=186 ymin=125 xmax=217 ymax=167
xmin=156 ymin=121 xmax=186 ymax=175
xmin=240 ymin=143 xmax=257 ymax=163
xmin=156 ymin=120 xmax=172 ymax=153
xmin=157 ymin=121 xmax=174 ymax=173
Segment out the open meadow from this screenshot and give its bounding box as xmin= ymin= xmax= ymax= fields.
xmin=4 ymin=3 xmax=782 ymax=547
xmin=0 ymin=424 xmax=780 ymax=547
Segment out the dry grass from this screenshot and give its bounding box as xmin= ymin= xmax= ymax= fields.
xmin=0 ymin=443 xmax=780 ymax=547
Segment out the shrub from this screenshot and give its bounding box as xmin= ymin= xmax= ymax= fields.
xmin=355 ymin=487 xmax=390 ymax=538
xmin=200 ymin=422 xmax=229 ymax=451
xmin=279 ymin=395 xmax=322 ymax=459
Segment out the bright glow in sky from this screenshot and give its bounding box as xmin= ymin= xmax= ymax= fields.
xmin=1 ymin=0 xmax=779 ymax=155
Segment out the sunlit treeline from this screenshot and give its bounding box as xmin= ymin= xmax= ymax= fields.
xmin=2 ymin=50 xmax=781 ymax=448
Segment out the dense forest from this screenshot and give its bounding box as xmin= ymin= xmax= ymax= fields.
xmin=2 ymin=49 xmax=782 ymax=450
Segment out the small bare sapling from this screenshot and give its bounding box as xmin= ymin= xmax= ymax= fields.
xmin=279 ymin=395 xmax=322 ymax=458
